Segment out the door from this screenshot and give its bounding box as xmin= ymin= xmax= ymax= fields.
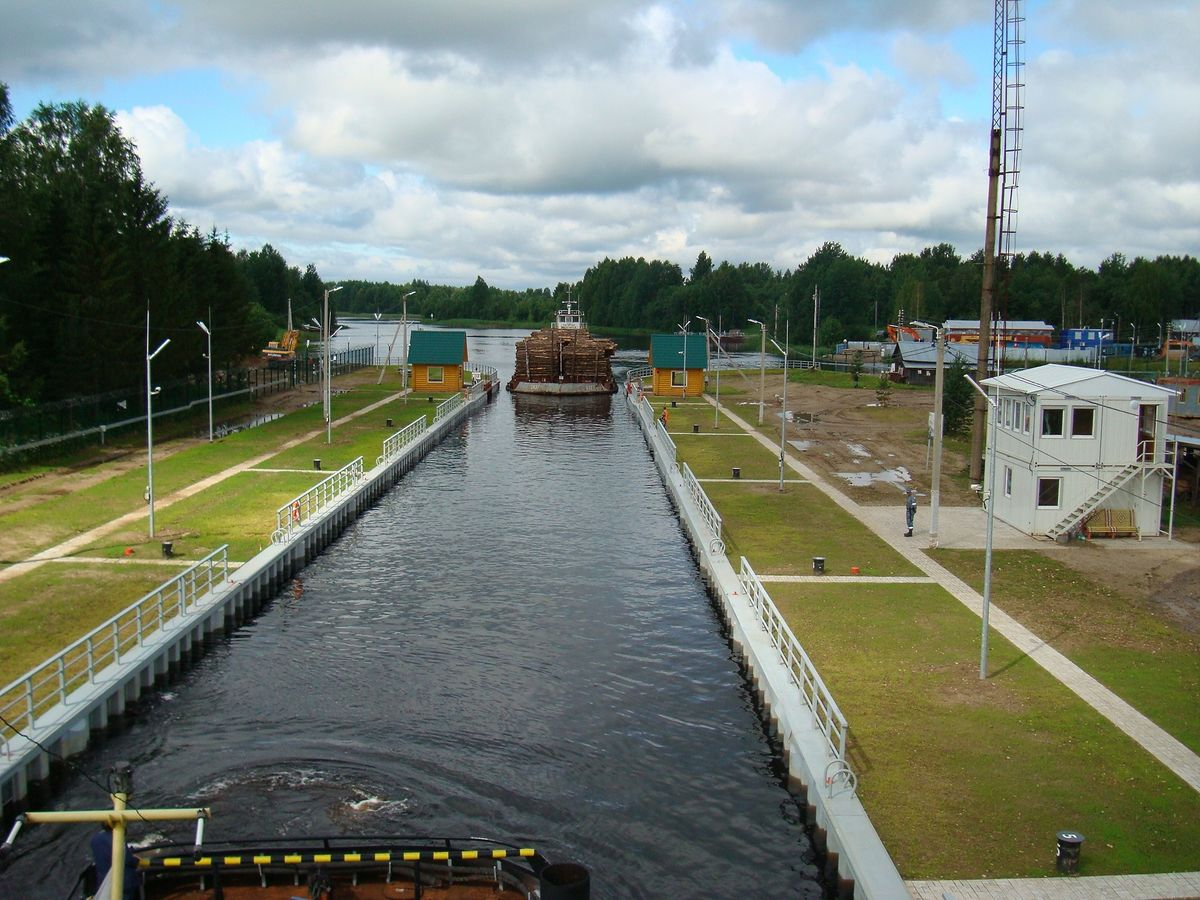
xmin=1137 ymin=404 xmax=1157 ymax=461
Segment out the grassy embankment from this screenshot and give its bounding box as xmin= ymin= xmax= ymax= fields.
xmin=659 ymin=392 xmax=1200 ymax=879
xmin=0 ymin=373 xmax=455 ymax=687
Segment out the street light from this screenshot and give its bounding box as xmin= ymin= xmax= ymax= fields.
xmin=677 ymin=319 xmax=691 ymax=400
xmin=965 ymin=374 xmax=998 ymax=680
xmin=748 ymin=318 xmax=766 ymax=425
xmin=145 ymin=312 xmax=171 ymax=538
xmin=323 ymin=285 xmax=343 ymax=444
xmin=374 ymin=310 xmax=382 ymax=364
xmin=401 ymin=290 xmax=416 ymax=403
xmin=196 ymin=315 xmax=213 ymax=442
xmin=768 ymin=320 xmax=790 ymax=492
xmin=696 ymin=315 xmax=720 ymax=428
xmin=911 ymin=320 xmax=944 ymax=545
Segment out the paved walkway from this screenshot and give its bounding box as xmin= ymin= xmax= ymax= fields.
xmin=0 ymin=390 xmax=405 ymax=586
xmin=908 ymin=871 xmax=1200 ymax=899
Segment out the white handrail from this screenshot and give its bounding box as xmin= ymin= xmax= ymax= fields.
xmin=273 ymin=457 xmax=365 ymax=541
xmin=377 ymin=417 xmax=428 ymax=466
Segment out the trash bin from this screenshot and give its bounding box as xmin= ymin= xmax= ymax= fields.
xmin=812 ymin=557 xmax=825 ymax=574
xmin=161 ymin=541 xmax=174 ymax=559
xmin=386 ymin=418 xmax=393 ymax=428
xmin=671 ymin=400 xmax=678 ymax=408
xmin=313 ymin=459 xmax=322 ymax=471
xmin=1056 ymin=831 xmax=1084 ymax=874
xmin=692 ymin=424 xmax=700 ymax=433
xmin=539 ymin=862 xmax=590 ymax=900
xmin=732 ymin=467 xmax=741 ymax=479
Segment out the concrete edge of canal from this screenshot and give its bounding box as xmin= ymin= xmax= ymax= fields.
xmin=0 ymin=385 xmax=498 ymax=817
xmin=624 ymin=390 xmax=910 ymax=900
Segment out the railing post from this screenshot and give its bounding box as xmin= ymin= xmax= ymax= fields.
xmin=87 ymin=636 xmax=95 ymax=683
xmin=57 ymin=657 xmax=66 ymax=704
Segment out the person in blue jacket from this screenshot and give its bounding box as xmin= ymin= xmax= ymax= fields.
xmin=904 ymin=488 xmax=917 ymax=537
xmin=90 ymin=822 xmax=139 ymax=899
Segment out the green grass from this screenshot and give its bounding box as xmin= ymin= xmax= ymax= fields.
xmin=932 ymin=548 xmax=1200 ymax=754
xmin=770 ymin=581 xmax=1200 ymax=878
xmin=671 ymin=433 xmax=781 ymax=480
xmin=0 ymin=564 xmax=176 ymax=685
xmin=705 ymin=481 xmax=922 ymax=576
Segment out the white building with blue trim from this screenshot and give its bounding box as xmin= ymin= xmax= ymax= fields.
xmin=980 ymin=365 xmax=1177 ymax=540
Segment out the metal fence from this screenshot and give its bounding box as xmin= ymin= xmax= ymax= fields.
xmin=377 ymin=418 xmax=428 ymax=466
xmin=737 ymin=556 xmax=850 ymax=768
xmin=0 ymin=346 xmax=376 ymax=456
xmin=0 ymin=547 xmax=230 ymax=753
xmin=681 ymin=462 xmax=723 ymax=551
xmin=272 ymin=457 xmax=365 ymax=543
xmin=434 ymin=393 xmax=465 ymax=423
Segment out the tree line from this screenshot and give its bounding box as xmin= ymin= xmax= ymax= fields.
xmin=3 ymin=85 xmax=1197 ymax=411
xmin=0 ymin=85 xmax=331 ymax=409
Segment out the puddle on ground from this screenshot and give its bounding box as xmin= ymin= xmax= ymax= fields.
xmin=208 ymin=411 xmax=286 ymax=439
xmin=834 ymin=466 xmax=912 ymax=488
xmin=788 ymin=439 xmax=811 ymax=451
xmin=842 ymin=441 xmax=871 ymax=458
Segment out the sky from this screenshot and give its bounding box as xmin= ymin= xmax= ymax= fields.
xmin=4 ymin=0 xmax=1198 ymax=289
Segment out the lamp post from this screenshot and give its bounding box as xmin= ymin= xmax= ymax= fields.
xmin=768 ymin=320 xmax=790 ymax=492
xmin=965 ymin=374 xmax=998 ymax=679
xmin=696 ymin=315 xmax=721 ymax=428
xmin=681 ymin=319 xmax=691 ymax=400
xmin=145 ymin=312 xmax=171 ymax=538
xmin=196 ymin=315 xmax=213 ymax=442
xmin=323 ymin=285 xmax=343 ymax=443
xmin=811 ymin=285 xmax=820 ymax=372
xmin=401 ymin=290 xmax=416 ymax=403
xmin=374 ymin=310 xmax=382 ymax=364
xmin=912 ymin=320 xmax=944 ymax=545
xmin=748 ymin=318 xmax=766 ymax=425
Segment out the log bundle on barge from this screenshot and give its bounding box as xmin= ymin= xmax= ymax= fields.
xmin=506 ymin=299 xmax=617 ymax=395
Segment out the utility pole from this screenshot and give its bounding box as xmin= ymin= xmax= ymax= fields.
xmin=972 ymin=126 xmax=1001 ymax=484
xmin=811 ymin=285 xmax=820 ymax=372
xmin=913 ymin=320 xmax=945 ymax=546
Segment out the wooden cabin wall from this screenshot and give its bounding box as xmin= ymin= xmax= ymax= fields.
xmin=412 ymin=364 xmax=464 ymax=392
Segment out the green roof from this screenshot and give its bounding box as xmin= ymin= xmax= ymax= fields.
xmin=649 ymin=333 xmax=708 ymax=369
xmin=409 ymin=330 xmax=468 ymax=365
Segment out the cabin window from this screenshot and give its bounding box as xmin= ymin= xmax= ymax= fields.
xmin=671 ymin=370 xmax=687 ymax=388
xmin=1071 ymin=407 xmax=1095 ymax=437
xmin=1003 ymin=399 xmax=1013 ymax=429
xmin=1041 ymin=407 xmax=1065 ymax=437
xmin=1037 ymin=477 xmax=1061 ymax=508
xmin=1004 ymin=466 xmax=1013 ymax=497
xmin=427 ymin=366 xmax=445 ymax=384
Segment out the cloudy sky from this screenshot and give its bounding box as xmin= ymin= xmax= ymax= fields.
xmin=4 ymin=0 xmax=1197 ymax=288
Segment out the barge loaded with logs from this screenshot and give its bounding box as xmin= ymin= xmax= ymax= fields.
xmin=506 ymin=299 xmax=617 ymax=395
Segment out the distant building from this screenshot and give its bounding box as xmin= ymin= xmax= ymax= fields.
xmin=649 ymin=333 xmax=708 ymax=397
xmin=944 ymin=319 xmax=1055 ymax=347
xmin=1058 ymin=327 xmax=1113 ymax=351
xmin=890 ymin=341 xmax=979 ymax=386
xmin=981 ymin=364 xmax=1176 ymax=540
xmin=408 ymin=330 xmax=468 ymax=392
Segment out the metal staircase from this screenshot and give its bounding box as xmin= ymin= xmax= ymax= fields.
xmin=1045 ymin=463 xmax=1141 ymax=541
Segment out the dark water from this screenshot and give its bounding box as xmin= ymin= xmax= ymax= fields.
xmin=6 ymin=328 xmax=822 ymax=899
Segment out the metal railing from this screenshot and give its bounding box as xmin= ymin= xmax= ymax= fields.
xmin=738 ymin=557 xmax=850 ymax=767
xmin=0 ymin=547 xmax=230 ymax=752
xmin=377 ymin=417 xmax=429 ymax=466
xmin=434 ymin=394 xmax=465 ymax=423
xmin=467 ymin=365 xmax=499 ymax=395
xmin=273 ymin=457 xmax=365 ymax=543
xmin=682 ymin=462 xmax=723 ymax=551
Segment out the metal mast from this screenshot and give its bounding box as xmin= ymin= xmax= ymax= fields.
xmin=970 ymin=0 xmax=1025 ymax=482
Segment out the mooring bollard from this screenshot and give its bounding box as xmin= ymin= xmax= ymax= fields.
xmin=671 ymin=400 xmax=678 ymax=408
xmin=812 ymin=556 xmax=825 ymax=574
xmin=161 ymin=541 xmax=174 ymax=559
xmin=313 ymin=459 xmax=322 ymax=471
xmin=1056 ymin=831 xmax=1084 ymax=874
xmin=692 ymin=423 xmax=700 ymax=433
xmin=732 ymin=467 xmax=741 ymax=479
xmin=386 ymin=418 xmax=393 ymax=428
xmin=539 ymin=862 xmax=591 ymax=900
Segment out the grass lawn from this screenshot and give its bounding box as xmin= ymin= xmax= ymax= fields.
xmin=671 ymin=433 xmax=778 ymax=480
xmin=932 ymin=548 xmax=1200 ymax=755
xmin=706 ymin=481 xmax=923 ymax=577
xmin=770 ymin=581 xmax=1200 ymax=878
xmin=0 ymin=564 xmax=176 ymax=686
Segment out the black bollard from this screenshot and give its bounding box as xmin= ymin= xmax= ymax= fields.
xmin=812 ymin=557 xmax=825 ymax=574
xmin=732 ymin=467 xmax=741 ymax=479
xmin=1056 ymin=831 xmax=1084 ymax=875
xmin=161 ymin=541 xmax=174 ymax=559
xmin=313 ymin=459 xmax=321 ymax=471
xmin=692 ymin=423 xmax=700 ymax=433
xmin=540 ymin=863 xmax=590 ymax=900
xmin=386 ymin=418 xmax=393 ymax=428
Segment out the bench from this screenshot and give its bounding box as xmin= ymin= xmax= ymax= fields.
xmin=1085 ymin=508 xmax=1140 ymax=540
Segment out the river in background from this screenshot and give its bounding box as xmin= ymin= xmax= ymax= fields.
xmin=8 ymin=325 xmax=823 ymax=899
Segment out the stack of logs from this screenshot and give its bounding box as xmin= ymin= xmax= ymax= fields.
xmin=510 ymin=327 xmax=617 ymax=388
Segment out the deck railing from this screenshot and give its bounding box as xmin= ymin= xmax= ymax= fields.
xmin=0 ymin=547 xmax=230 ymax=752
xmin=273 ymin=457 xmax=365 ymax=543
xmin=738 ymin=557 xmax=850 ymax=766
xmin=434 ymin=394 xmax=465 ymax=423
xmin=681 ymin=462 xmax=722 ymax=550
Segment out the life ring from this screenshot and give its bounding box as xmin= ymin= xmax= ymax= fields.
xmin=291 ymin=500 xmax=301 ymax=523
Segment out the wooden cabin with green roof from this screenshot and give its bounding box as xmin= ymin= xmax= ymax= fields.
xmin=408 ymin=330 xmax=468 ymax=392
xmin=649 ymin=333 xmax=708 ymax=397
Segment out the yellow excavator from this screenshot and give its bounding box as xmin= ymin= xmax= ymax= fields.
xmin=262 ymin=329 xmax=299 ymax=361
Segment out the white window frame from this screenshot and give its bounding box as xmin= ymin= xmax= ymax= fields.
xmin=1036 ymin=477 xmax=1062 ymax=509
xmin=1004 ymin=466 xmax=1012 ymax=497
xmin=1041 ymin=406 xmax=1065 ymax=438
xmin=427 ymin=365 xmax=445 ymax=384
xmin=671 ymin=370 xmax=687 ymax=388
xmin=1071 ymin=406 xmax=1095 ymax=438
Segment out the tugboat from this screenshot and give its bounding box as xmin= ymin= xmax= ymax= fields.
xmin=0 ymin=765 xmax=591 ymax=899
xmin=506 ymin=298 xmax=617 ymax=395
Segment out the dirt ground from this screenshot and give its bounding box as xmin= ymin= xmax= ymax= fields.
xmin=732 ymin=373 xmax=1199 ymax=629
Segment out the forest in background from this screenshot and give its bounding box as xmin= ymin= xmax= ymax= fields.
xmin=2 ymin=85 xmax=1198 ymax=411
